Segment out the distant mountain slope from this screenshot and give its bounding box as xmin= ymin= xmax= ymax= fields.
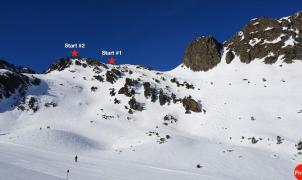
xmin=0 ymin=12 xmax=302 ymax=180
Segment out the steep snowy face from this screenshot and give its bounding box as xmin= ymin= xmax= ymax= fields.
xmin=170 ymin=55 xmax=302 ymax=154
xmin=0 ymin=58 xmax=203 ymax=152
xmin=224 ymin=12 xmax=302 ymax=64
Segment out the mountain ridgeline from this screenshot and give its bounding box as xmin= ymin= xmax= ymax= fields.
xmin=183 ymin=11 xmax=302 ymax=71
xmin=0 ymin=60 xmax=39 ymax=100
xmin=0 ymin=57 xmax=202 ymax=114
xmin=1 ymin=11 xmax=302 ymax=106
xmin=1 ymin=12 xmax=302 ymax=179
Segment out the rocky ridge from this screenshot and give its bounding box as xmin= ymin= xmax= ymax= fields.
xmin=183 ymin=11 xmax=302 ymax=71
xmin=0 ymin=58 xmax=203 ymax=115
xmin=0 ymin=60 xmax=40 ymax=101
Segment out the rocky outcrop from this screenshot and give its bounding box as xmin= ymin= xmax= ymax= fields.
xmin=143 ymin=82 xmax=157 ymax=102
xmin=296 ymin=141 xmax=302 ymax=150
xmin=182 ymin=12 xmax=302 ymax=70
xmin=0 ymin=60 xmax=17 ymax=72
xmin=45 ymin=58 xmax=72 ymax=73
xmin=225 ymin=51 xmax=235 ymax=64
xmin=0 ymin=60 xmax=39 ymax=100
xmin=118 ymin=86 xmax=133 ymax=97
xmin=86 ymin=58 xmax=108 ymax=69
xmin=128 ymin=97 xmax=144 ymax=111
xmin=182 ymin=96 xmax=201 ymax=113
xmin=28 ymin=97 xmax=38 ymax=112
xmin=106 ymin=68 xmax=122 ymax=84
xmin=17 ymin=67 xmax=36 ymax=74
xmin=183 ymin=36 xmax=222 ymax=71
xmin=0 ymin=70 xmax=30 ymax=99
xmin=94 ymin=75 xmax=104 ymax=82
xmin=118 ymin=78 xmax=136 ymax=97
xmin=159 ymin=89 xmax=171 ymax=106
xmin=224 ymin=12 xmax=302 ymax=64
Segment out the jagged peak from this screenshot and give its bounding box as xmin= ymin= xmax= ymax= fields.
xmin=223 ymin=11 xmax=302 ymax=65
xmin=180 ymin=11 xmax=302 ymax=72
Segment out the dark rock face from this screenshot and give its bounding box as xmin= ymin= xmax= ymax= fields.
xmin=0 ymin=71 xmax=30 ymax=99
xmin=224 ymin=12 xmax=302 ymax=64
xmin=31 ymin=77 xmax=41 ymax=86
xmin=45 ymin=58 xmax=72 ymax=73
xmin=251 ymin=137 xmax=258 ymax=144
xmin=28 ymin=97 xmax=38 ymax=112
xmin=118 ymin=78 xmax=136 ymax=97
xmin=182 ymin=96 xmax=201 ymax=113
xmin=163 ymin=115 xmax=177 ymax=125
xmin=183 ymin=36 xmax=222 ymax=71
xmin=118 ymin=86 xmax=132 ymax=97
xmin=86 ymin=58 xmax=108 ymax=69
xmin=143 ymin=82 xmax=151 ymax=98
xmin=17 ymin=67 xmax=36 ymax=74
xmin=225 ymin=51 xmax=235 ymax=64
xmin=0 ymin=60 xmax=32 ymax=100
xmin=0 ymin=60 xmax=16 ymax=72
xmin=94 ymin=75 xmax=104 ymax=82
xmin=106 ymin=68 xmax=121 ymax=84
xmin=182 ymin=12 xmax=302 ymax=69
xmin=128 ymin=97 xmax=144 ymax=111
xmin=44 ymin=102 xmax=57 ymax=107
xmin=159 ymin=89 xmax=170 ymax=106
xmin=125 ymin=78 xmax=139 ymax=87
xmin=296 ymin=141 xmax=302 ymax=150
xmin=0 ymin=60 xmax=41 ymax=101
xmin=143 ymin=82 xmax=157 ymax=102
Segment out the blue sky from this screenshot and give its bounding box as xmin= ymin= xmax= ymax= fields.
xmin=0 ymin=0 xmax=301 ymax=72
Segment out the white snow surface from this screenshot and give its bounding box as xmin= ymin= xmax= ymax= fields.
xmin=282 ymin=36 xmax=297 ymax=47
xmin=0 ymin=69 xmax=12 ymax=76
xmin=249 ymin=38 xmax=261 ymax=46
xmin=262 ymin=34 xmax=285 ymax=44
xmin=0 ymin=57 xmax=302 ymax=180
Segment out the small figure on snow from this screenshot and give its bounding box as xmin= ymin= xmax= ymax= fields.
xmin=75 ymin=155 xmax=78 ymax=162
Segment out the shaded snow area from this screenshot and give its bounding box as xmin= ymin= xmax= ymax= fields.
xmin=1 ymin=57 xmax=302 ymax=179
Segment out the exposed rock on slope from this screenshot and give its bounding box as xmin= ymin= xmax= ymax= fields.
xmin=45 ymin=58 xmax=72 ymax=73
xmin=182 ymin=96 xmax=201 ymax=113
xmin=1 ymin=12 xmax=302 ymax=180
xmin=183 ymin=12 xmax=302 ymax=71
xmin=0 ymin=59 xmax=18 ymax=72
xmin=32 ymin=58 xmax=202 ymax=114
xmin=183 ymin=36 xmax=222 ymax=71
xmin=17 ymin=67 xmax=36 ymax=74
xmin=225 ymin=12 xmax=302 ymax=64
xmin=0 ymin=60 xmax=39 ymax=100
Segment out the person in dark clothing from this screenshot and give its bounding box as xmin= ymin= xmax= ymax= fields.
xmin=66 ymin=169 xmax=70 ymax=180
xmin=75 ymin=155 xmax=78 ymax=162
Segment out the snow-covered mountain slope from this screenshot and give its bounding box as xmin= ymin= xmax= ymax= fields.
xmin=0 ymin=55 xmax=302 ymax=179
